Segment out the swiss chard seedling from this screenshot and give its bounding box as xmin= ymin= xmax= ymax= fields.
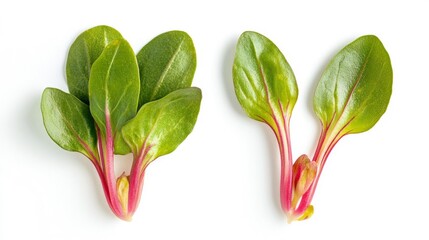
xmin=41 ymin=26 xmax=202 ymax=221
xmin=232 ymin=31 xmax=392 ymax=222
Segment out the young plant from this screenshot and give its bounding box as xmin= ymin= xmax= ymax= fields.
xmin=232 ymin=31 xmax=392 ymax=222
xmin=41 ymin=26 xmax=202 ymax=221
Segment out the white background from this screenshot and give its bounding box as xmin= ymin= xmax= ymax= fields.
xmin=1 ymin=0 xmax=428 ymax=239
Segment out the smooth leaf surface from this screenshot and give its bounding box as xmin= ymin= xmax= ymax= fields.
xmin=233 ymin=31 xmax=298 ymax=127
xmin=66 ymin=25 xmax=123 ymax=103
xmin=313 ymin=35 xmax=393 ymax=134
xmin=122 ymin=87 xmax=202 ymax=163
xmin=41 ymin=88 xmax=97 ymax=158
xmin=89 ymin=39 xmax=140 ymax=154
xmin=136 ymin=31 xmax=196 ymax=107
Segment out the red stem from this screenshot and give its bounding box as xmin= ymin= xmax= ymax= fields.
xmin=82 ymin=145 xmax=123 ymax=220
xmin=93 ymin=109 xmax=124 ymax=219
xmin=91 ymin=160 xmax=116 ymax=214
xmin=257 ymin=60 xmax=294 ymax=214
xmin=294 ymin=127 xmax=344 ymax=216
xmin=104 ymin=113 xmax=123 ymax=217
xmin=127 ymin=145 xmax=151 ymax=216
xmin=279 ymin=118 xmax=293 ymax=213
xmin=83 ymin=142 xmax=115 ymax=215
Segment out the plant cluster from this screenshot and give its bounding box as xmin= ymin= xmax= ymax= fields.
xmin=232 ymin=32 xmax=392 ymax=222
xmin=41 ymin=26 xmax=202 ymax=221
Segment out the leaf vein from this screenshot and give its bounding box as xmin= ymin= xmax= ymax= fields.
xmin=150 ymin=38 xmax=185 ymax=100
xmin=334 ymin=42 xmax=375 ymax=126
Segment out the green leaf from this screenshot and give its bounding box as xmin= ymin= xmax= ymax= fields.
xmin=313 ymin=35 xmax=393 ymax=134
xmin=66 ymin=25 xmax=123 ymax=103
xmin=41 ymin=88 xmax=97 ymax=159
xmin=122 ymin=87 xmax=202 ymax=164
xmin=136 ymin=31 xmax=196 ymax=107
xmin=89 ymin=39 xmax=140 ymax=154
xmin=232 ymin=31 xmax=298 ymax=129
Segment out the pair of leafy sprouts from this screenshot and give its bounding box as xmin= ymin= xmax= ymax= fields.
xmin=233 ymin=32 xmax=392 ymax=222
xmin=41 ymin=26 xmax=392 ymax=222
xmin=41 ymin=26 xmax=202 ymax=221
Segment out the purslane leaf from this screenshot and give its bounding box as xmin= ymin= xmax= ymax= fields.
xmin=232 ymin=31 xmax=298 ymax=129
xmin=313 ymin=35 xmax=393 ymax=134
xmin=136 ymin=31 xmax=196 ymax=107
xmin=89 ymin=39 xmax=140 ymax=154
xmin=41 ymin=88 xmax=98 ymax=159
xmin=122 ymin=87 xmax=202 ymax=164
xmin=66 ymin=25 xmax=123 ymax=103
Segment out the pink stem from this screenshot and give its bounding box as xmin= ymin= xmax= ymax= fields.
xmin=294 ymin=129 xmax=343 ymax=216
xmin=82 ymin=140 xmax=116 ymax=215
xmin=279 ymin=119 xmax=293 ymax=213
xmin=258 ymin=62 xmax=293 ymax=213
xmin=81 ymin=139 xmax=121 ymax=218
xmin=100 ymin=109 xmax=123 ymax=218
xmin=128 ymin=145 xmax=151 ymax=216
xmin=265 ymin=116 xmax=292 ymax=213
xmin=91 ymin=160 xmax=116 ymax=214
xmin=278 ymin=101 xmax=293 ymax=214
xmin=128 ymin=168 xmax=146 ymax=216
xmin=263 ymin=108 xmax=293 ymax=214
